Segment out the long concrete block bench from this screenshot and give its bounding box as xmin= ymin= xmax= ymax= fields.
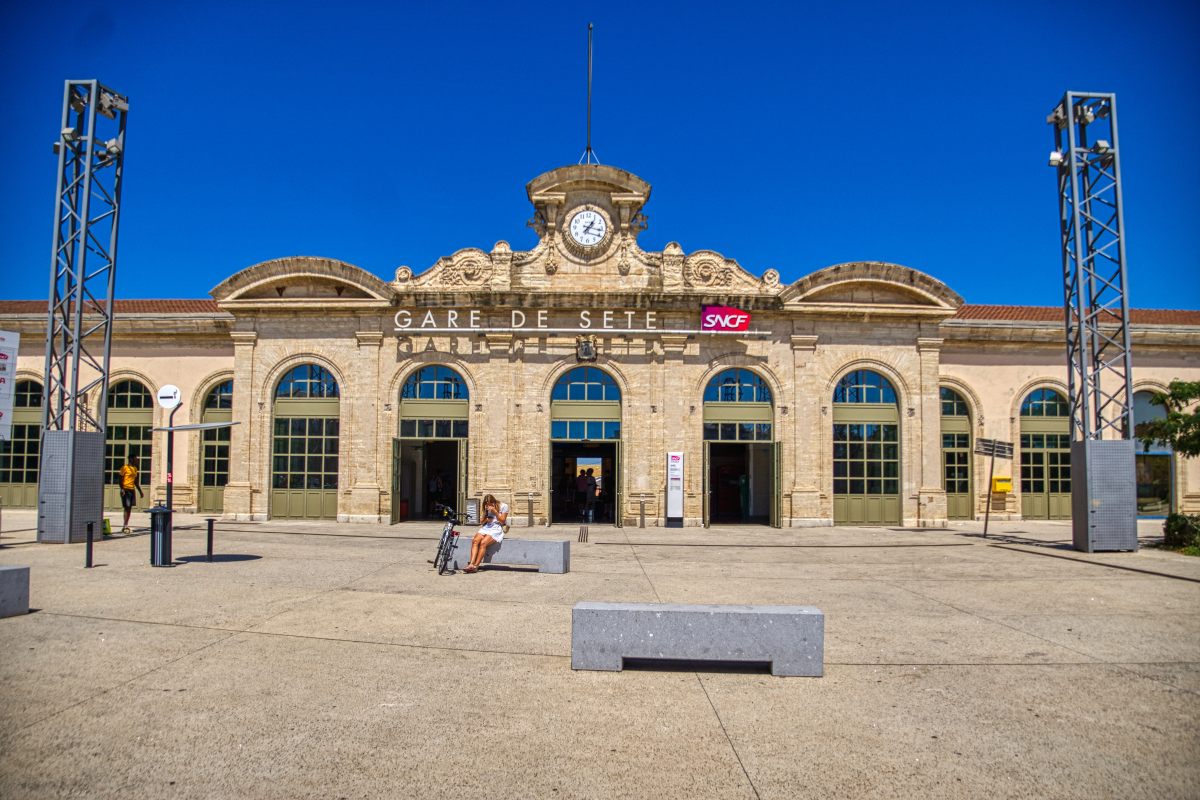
xmin=450 ymin=538 xmax=570 ymax=574
xmin=0 ymin=566 xmax=30 ymax=618
xmin=572 ymin=602 xmax=823 ymax=676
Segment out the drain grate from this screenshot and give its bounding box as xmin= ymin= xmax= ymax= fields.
xmin=578 ymin=525 xmax=588 ymax=543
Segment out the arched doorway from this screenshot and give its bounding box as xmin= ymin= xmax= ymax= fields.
xmin=1019 ymin=388 xmax=1071 ymax=520
xmin=199 ymin=380 xmax=232 ymax=513
xmin=104 ymin=380 xmax=154 ymax=511
xmin=1133 ymin=390 xmax=1172 ymax=516
xmin=0 ymin=380 xmax=43 ymax=509
xmin=832 ymin=370 xmax=900 ymax=525
xmin=271 ymin=365 xmax=339 ymax=520
xmin=549 ymin=367 xmax=621 ymax=525
xmin=940 ymin=387 xmax=972 ymax=520
xmin=392 ymin=365 xmax=469 ymax=523
xmin=702 ymin=368 xmax=779 ymax=527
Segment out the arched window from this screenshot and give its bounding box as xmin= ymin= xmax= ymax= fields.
xmin=833 ymin=370 xmax=896 ymax=404
xmin=1020 ymin=388 xmax=1068 ymax=417
xmin=205 ymin=380 xmax=233 ymax=409
xmin=276 ymin=365 xmax=339 ymax=399
xmin=15 ymin=381 xmax=42 ymax=408
xmin=107 ymin=380 xmax=153 ymax=409
xmin=940 ymin=387 xmax=969 ymax=416
xmin=703 ymin=369 xmax=771 ymax=403
xmin=401 ymin=366 xmax=469 ymax=400
xmin=552 ymin=367 xmax=620 ymax=402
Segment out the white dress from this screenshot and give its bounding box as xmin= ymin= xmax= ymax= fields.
xmin=479 ymin=503 xmax=509 ymax=541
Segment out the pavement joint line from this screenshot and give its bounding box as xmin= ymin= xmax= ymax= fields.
xmin=857 ymin=571 xmax=1200 ymax=698
xmin=987 ymin=544 xmax=1200 ymax=584
xmin=37 ymin=611 xmax=567 ymax=659
xmin=593 ymin=541 xmax=977 ymax=548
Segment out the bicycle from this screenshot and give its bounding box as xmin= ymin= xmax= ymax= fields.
xmin=431 ymin=504 xmax=465 ymax=574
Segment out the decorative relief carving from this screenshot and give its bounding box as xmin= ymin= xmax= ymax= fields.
xmin=394 ymin=266 xmax=412 ymax=283
xmin=685 ymin=253 xmax=733 ymax=287
xmin=444 ymin=253 xmax=493 ymax=286
xmin=617 ymin=238 xmax=631 ymax=276
xmin=763 ymin=269 xmax=780 ymax=289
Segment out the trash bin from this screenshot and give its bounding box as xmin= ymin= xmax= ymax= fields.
xmin=149 ymin=504 xmax=172 ymax=567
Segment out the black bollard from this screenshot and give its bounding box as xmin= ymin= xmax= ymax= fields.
xmin=86 ymin=521 xmax=94 ymax=568
xmin=206 ymin=518 xmax=215 ymax=562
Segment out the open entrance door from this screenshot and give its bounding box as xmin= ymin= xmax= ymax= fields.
xmin=614 ymin=440 xmax=623 ymax=528
xmin=702 ymin=441 xmax=711 ymax=528
xmin=706 ymin=442 xmax=774 ymax=525
xmin=390 ymin=438 xmax=402 ymax=524
xmin=457 ymin=438 xmax=468 ymax=518
xmin=550 ymin=441 xmax=619 ymax=524
xmin=771 ymin=440 xmax=782 ymax=528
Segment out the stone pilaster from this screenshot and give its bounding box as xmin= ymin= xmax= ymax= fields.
xmin=223 ymin=331 xmax=257 ymax=521
xmin=916 ymin=337 xmax=947 ymax=527
xmin=347 ymin=331 xmax=383 ymax=522
xmin=789 ymin=334 xmax=825 ymax=526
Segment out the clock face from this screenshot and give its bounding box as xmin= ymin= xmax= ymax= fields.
xmin=569 ymin=209 xmax=607 ymax=247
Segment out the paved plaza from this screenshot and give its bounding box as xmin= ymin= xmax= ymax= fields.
xmin=0 ymin=511 xmax=1197 ymax=799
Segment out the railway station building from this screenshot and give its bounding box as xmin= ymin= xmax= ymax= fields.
xmin=2 ymin=164 xmax=1198 ymax=527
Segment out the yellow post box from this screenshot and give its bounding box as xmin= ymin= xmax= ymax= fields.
xmin=992 ymin=477 xmax=1012 ymax=493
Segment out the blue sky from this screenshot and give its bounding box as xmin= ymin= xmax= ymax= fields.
xmin=2 ymin=0 xmax=1197 ymax=308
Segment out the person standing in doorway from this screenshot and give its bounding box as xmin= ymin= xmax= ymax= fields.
xmin=575 ymin=469 xmax=589 ymax=517
xmin=118 ymin=454 xmax=144 ymax=534
xmin=585 ymin=468 xmax=597 ymax=523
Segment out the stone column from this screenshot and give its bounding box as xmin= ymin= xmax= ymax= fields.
xmin=916 ymin=337 xmax=947 ymax=527
xmin=348 ymin=331 xmax=384 ymax=523
xmin=223 ymin=331 xmax=257 ymax=521
xmin=660 ymin=334 xmax=689 ymax=526
xmin=789 ymin=334 xmax=823 ymax=526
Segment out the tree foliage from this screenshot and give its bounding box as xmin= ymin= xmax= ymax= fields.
xmin=1138 ymin=381 xmax=1200 ymax=458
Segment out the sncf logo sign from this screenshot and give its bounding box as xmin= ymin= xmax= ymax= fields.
xmin=701 ymin=305 xmax=751 ymax=332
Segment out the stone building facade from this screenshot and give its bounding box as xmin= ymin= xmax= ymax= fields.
xmin=2 ymin=164 xmax=1198 ymax=527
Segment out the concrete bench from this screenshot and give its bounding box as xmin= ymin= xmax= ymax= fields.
xmin=571 ymin=602 xmax=823 ymax=677
xmin=0 ymin=566 xmax=30 ymax=618
xmin=449 ymin=538 xmax=570 ymax=574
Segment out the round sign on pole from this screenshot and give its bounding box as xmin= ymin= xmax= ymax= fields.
xmin=157 ymin=384 xmax=181 ymax=410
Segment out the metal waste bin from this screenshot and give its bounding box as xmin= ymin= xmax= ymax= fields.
xmin=149 ymin=504 xmax=172 ymax=566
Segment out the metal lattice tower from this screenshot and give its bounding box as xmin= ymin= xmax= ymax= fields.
xmin=40 ymin=80 xmax=128 ymax=541
xmin=1048 ymin=92 xmax=1133 ymax=442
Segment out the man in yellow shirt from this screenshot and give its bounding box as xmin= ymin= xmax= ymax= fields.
xmin=118 ymin=454 xmax=144 ymax=534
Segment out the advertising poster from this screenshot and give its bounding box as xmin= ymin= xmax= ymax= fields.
xmin=666 ymin=451 xmax=684 ymax=526
xmin=0 ymin=329 xmax=19 ymax=442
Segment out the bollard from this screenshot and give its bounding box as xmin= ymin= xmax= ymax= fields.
xmin=527 ymin=496 xmax=534 ymax=528
xmin=206 ymin=518 xmax=215 ymax=562
xmin=639 ymin=499 xmax=646 ymax=529
xmin=86 ymin=521 xmax=94 ymax=568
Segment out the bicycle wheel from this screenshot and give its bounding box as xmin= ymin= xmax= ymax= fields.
xmin=432 ymin=527 xmax=449 ymax=569
xmin=437 ymin=535 xmax=455 ymax=575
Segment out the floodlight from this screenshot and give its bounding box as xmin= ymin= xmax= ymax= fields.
xmin=61 ymin=127 xmax=77 ymax=142
xmin=1092 ymin=140 xmax=1110 ymax=154
xmin=1048 ymin=151 xmax=1065 ymax=167
xmin=105 ymin=138 xmax=122 ymax=154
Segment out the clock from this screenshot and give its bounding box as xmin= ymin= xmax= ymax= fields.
xmin=564 ymin=206 xmax=612 ymax=256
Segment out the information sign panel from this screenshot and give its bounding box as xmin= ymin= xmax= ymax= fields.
xmin=0 ymin=329 xmax=19 ymax=442
xmin=666 ymin=451 xmax=684 ymax=527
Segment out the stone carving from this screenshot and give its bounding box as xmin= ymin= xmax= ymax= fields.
xmin=617 ymin=238 xmax=631 ymax=276
xmin=545 ymin=235 xmax=560 ymax=275
xmin=763 ymin=269 xmax=780 ymax=289
xmin=444 ymin=252 xmax=493 ymax=286
xmin=661 ymin=242 xmax=685 ymax=291
xmin=394 ymin=266 xmax=413 ymax=283
xmin=685 ymin=253 xmax=733 ymax=288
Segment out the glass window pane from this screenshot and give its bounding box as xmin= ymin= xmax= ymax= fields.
xmin=568 ymin=421 xmax=584 ymax=440
xmin=324 ymin=456 xmax=338 ymax=473
xmin=703 ymin=423 xmax=719 ymax=440
xmin=418 ymin=419 xmax=433 ymax=438
xmin=833 ymin=424 xmax=847 ymax=441
xmin=587 ymin=421 xmax=603 ymax=440
xmin=604 ymin=385 xmax=620 ymax=401
xmin=400 ymin=419 xmax=416 ymax=437
xmin=756 ymin=423 xmax=772 ymax=441
xmin=453 ymin=420 xmax=468 ymax=438
xmin=720 ymin=423 xmax=736 ymax=440
xmin=552 ymin=384 xmax=568 ymax=400
xmin=883 ymin=480 xmax=898 ymax=494
xmin=849 ymin=479 xmax=864 ymax=494
xmin=569 ymin=384 xmax=586 ymax=400
xmin=307 ymin=438 xmax=322 ymax=454
xmin=587 ymin=384 xmax=603 ymax=401
xmin=326 ymin=419 xmax=339 ymax=437
xmin=834 ymin=479 xmax=847 ymax=494
xmin=605 ymin=422 xmax=620 ymax=439
xmin=325 ymin=438 xmax=339 ymax=454
xmin=833 ymin=461 xmax=847 ymax=477
xmin=833 ymin=443 xmax=847 ymax=459
xmin=849 ymin=461 xmax=864 ymax=477
xmin=738 ymin=423 xmax=754 ymax=440
xmin=435 ymin=420 xmax=451 ymax=438
xmin=551 ymin=421 xmax=568 ymax=439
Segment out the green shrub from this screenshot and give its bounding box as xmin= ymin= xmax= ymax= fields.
xmin=1162 ymin=513 xmax=1200 ymax=549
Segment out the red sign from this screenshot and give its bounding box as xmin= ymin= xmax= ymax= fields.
xmin=701 ymin=305 xmax=751 ymax=332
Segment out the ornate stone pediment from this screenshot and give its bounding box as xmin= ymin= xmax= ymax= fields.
xmin=780 ymin=262 xmax=962 ymax=315
xmin=211 ymin=256 xmax=396 ymax=310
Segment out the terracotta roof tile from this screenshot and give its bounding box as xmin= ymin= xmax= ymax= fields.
xmin=952 ymin=304 xmax=1200 ymax=326
xmin=0 ymin=299 xmax=223 ymax=315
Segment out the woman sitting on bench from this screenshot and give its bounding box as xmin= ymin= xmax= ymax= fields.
xmin=464 ymin=494 xmax=508 ymax=573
